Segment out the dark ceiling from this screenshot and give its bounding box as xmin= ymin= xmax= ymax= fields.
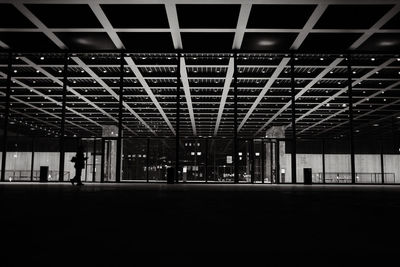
xmin=0 ymin=1 xmax=399 ymax=141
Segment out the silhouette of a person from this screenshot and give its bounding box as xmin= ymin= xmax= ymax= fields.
xmin=70 ymin=145 xmax=88 ymax=186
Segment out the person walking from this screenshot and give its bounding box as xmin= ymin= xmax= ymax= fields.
xmin=70 ymin=145 xmax=88 ymax=186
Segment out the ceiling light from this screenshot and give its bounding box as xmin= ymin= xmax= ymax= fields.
xmin=81 ymin=70 xmax=84 ymax=73
xmin=58 ymin=70 xmax=62 ymax=73
xmin=320 ymin=57 xmax=324 ymax=61
xmin=103 ymin=70 xmax=107 ymax=73
xmin=36 ymin=70 xmax=40 ymax=73
xmin=40 ymin=57 xmax=44 ymax=60
xmin=13 ymin=70 xmax=17 ymax=73
xmin=373 ymin=123 xmax=379 ymax=127
xmin=352 ymin=71 xmax=356 ymax=74
xmin=91 ymin=57 xmax=95 ymax=60
xmin=371 ymin=58 xmax=375 ymax=61
xmin=218 ymin=57 xmax=223 ymax=60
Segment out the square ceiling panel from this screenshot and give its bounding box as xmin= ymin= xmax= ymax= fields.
xmin=55 ymin=32 xmax=116 ymax=50
xmin=382 ymin=11 xmax=400 ymax=29
xmin=26 ymin=4 xmax=102 ymax=28
xmin=177 ymin=5 xmax=240 ymax=28
xmin=0 ymin=4 xmax=36 ymax=28
xmin=300 ymin=33 xmax=362 ymax=52
xmin=181 ymin=33 xmax=234 ymax=50
xmin=247 ymin=5 xmax=316 ymax=29
xmin=314 ymin=5 xmax=393 ymax=29
xmin=241 ymin=33 xmax=298 ymax=50
xmin=358 ymin=33 xmax=400 ymax=51
xmin=100 ymin=4 xmax=169 ymax=28
xmin=118 ymin=33 xmax=174 ymax=50
xmin=0 ymin=32 xmax=60 ymax=50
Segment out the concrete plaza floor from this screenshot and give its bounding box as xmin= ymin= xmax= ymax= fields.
xmin=1 ymin=183 xmax=399 ymax=266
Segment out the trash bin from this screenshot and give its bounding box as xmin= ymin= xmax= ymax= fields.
xmin=167 ymin=167 xmax=175 ymax=184
xmin=40 ymin=166 xmax=49 ymax=182
xmin=304 ymin=168 xmax=312 ymax=185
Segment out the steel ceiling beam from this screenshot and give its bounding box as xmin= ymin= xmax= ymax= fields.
xmin=214 ymin=57 xmax=235 ymax=136
xmin=125 ymin=56 xmax=176 ymax=135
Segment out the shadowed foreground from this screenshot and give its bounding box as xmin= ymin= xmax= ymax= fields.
xmin=1 ymin=183 xmax=399 ymax=266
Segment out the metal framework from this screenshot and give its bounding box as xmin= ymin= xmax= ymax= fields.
xmin=1 ymin=1 xmax=400 ymax=184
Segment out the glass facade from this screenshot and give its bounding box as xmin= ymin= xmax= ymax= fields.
xmin=1 ymin=52 xmax=399 ymax=185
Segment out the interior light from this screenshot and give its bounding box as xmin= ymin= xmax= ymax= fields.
xmin=91 ymin=57 xmax=95 ymax=60
xmin=58 ymin=70 xmax=62 ymax=73
xmin=373 ymin=124 xmax=379 ymax=127
xmin=36 ymin=70 xmax=40 ymax=73
xmin=371 ymin=58 xmax=375 ymax=61
xmin=13 ymin=70 xmax=17 ymax=73
xmin=40 ymin=57 xmax=44 ymax=60
xmin=320 ymin=57 xmax=324 ymax=61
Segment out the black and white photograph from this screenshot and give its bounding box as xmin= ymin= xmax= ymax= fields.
xmin=1 ymin=0 xmax=400 ymax=265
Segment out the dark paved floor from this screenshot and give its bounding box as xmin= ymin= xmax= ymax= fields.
xmin=1 ymin=183 xmax=399 ymax=266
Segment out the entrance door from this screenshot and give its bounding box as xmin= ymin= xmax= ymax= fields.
xmin=101 ymin=138 xmax=118 ymax=182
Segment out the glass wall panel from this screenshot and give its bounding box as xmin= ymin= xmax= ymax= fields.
xmin=295 ymin=139 xmax=323 ymax=183
xmin=148 ymin=138 xmax=175 ymax=181
xmin=206 ymin=138 xmax=234 ymax=182
xmin=122 ymin=138 xmax=147 ymax=181
xmin=354 ymin=137 xmax=382 ymax=184
xmin=324 ymin=138 xmax=351 ymax=183
xmin=180 ymin=138 xmax=206 ymax=182
xmin=238 ymin=139 xmax=252 ymax=183
xmin=5 ymin=136 xmax=32 ymax=181
xmin=33 ymin=137 xmax=60 ymax=181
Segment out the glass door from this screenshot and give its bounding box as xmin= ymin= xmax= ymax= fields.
xmin=101 ymin=138 xmax=118 ymax=182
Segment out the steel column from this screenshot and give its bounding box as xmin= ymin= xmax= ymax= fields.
xmin=1 ymin=52 xmax=12 ymax=182
xmin=290 ymin=55 xmax=297 ymax=184
xmin=322 ymin=138 xmax=326 ymax=184
xmin=58 ymin=53 xmax=68 ymax=182
xmin=233 ymin=53 xmax=239 ymax=184
xmin=30 ymin=137 xmax=35 ymax=181
xmin=146 ymin=138 xmax=150 ymax=182
xmin=175 ymin=53 xmax=181 ymax=183
xmin=92 ymin=138 xmax=97 ymax=182
xmin=381 ymin=138 xmax=385 ymax=184
xmin=116 ymin=53 xmax=124 ymax=183
xmin=261 ymin=140 xmax=265 ymax=184
xmin=347 ymin=56 xmax=356 ymax=184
